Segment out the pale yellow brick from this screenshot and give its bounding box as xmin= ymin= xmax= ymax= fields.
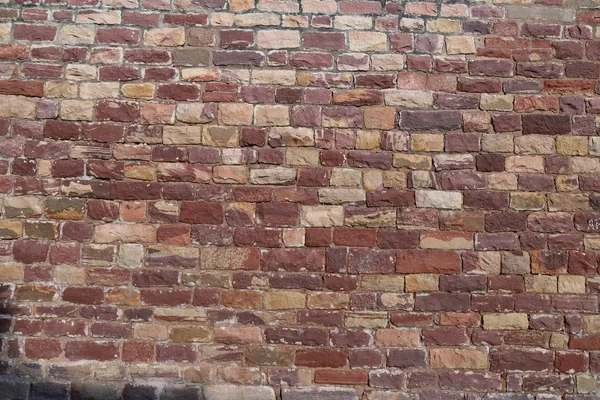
xmin=0 ymin=23 xmax=10 ymax=42
xmin=383 ymin=171 xmax=407 ymax=188
xmin=349 ymin=31 xmax=387 ymax=51
xmin=218 ymin=103 xmax=254 ymax=126
xmin=255 ymin=105 xmax=290 ymax=126
xmin=446 ymin=36 xmax=476 ymax=54
xmin=121 ymin=83 xmax=154 ymax=99
xmin=583 ymin=315 xmax=600 ymax=333
xmin=515 ymin=135 xmax=555 ymax=155
xmin=307 ymin=292 xmax=349 ymax=309
xmin=345 ymin=312 xmax=388 ymax=328
xmin=372 ymin=54 xmax=406 ymax=71
xmin=330 ymin=168 xmax=362 ymax=187
xmin=0 ymin=263 xmax=23 ymax=281
xmin=54 ymin=265 xmax=85 ymax=285
xmin=361 ymin=275 xmax=404 ymax=292
xmin=230 ymin=0 xmax=255 ymax=11
xmin=375 ymin=329 xmax=420 ymax=347
xmin=405 ymin=274 xmax=439 ymax=292
xmin=526 ymin=275 xmax=557 ymax=293
xmin=356 ymin=130 xmax=380 ymax=150
xmin=234 ymin=13 xmax=280 ymax=27
xmin=480 ymin=94 xmax=514 ymax=111
xmin=335 ymin=15 xmax=372 ymax=30
xmin=556 ymin=175 xmax=579 ymax=192
xmin=483 ymin=313 xmax=529 ymax=330
xmin=0 ymin=96 xmax=37 ymax=119
xmin=300 ymin=205 xmax=344 ymax=227
xmin=557 ymin=136 xmax=588 ymax=156
xmin=286 ymin=148 xmax=320 ymax=166
xmin=363 ymin=169 xmax=383 ymax=190
xmin=427 ymin=19 xmax=461 ymax=33
xmin=144 ymin=28 xmax=185 ymax=46
xmin=59 ymin=25 xmax=95 ymax=44
xmin=482 ymin=134 xmax=514 ymax=153
xmin=211 ymin=12 xmax=233 ymax=26
xmin=505 ymin=156 xmax=545 ymax=173
xmin=202 ymin=126 xmax=239 ymax=147
xmin=264 ymin=291 xmax=306 ymax=309
xmin=76 ymin=10 xmax=121 ymax=24
xmin=257 ymin=29 xmax=300 ymax=48
xmin=393 ymin=154 xmax=432 ymax=170
xmin=80 ymin=82 xmax=120 ymax=99
xmin=252 ymin=70 xmax=296 ymax=86
xmin=558 ymin=275 xmax=586 ymax=294
xmin=430 ymin=348 xmax=488 ymax=370
xmin=44 ymin=81 xmax=78 ymax=99
xmin=65 ymin=64 xmax=97 ymax=81
xmin=60 ymin=100 xmax=94 ymax=121
xmin=411 ymin=134 xmax=444 ymax=152
xmin=163 ymin=126 xmax=202 ymax=145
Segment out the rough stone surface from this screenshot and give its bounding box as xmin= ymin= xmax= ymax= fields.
xmin=0 ymin=1 xmax=597 ymax=399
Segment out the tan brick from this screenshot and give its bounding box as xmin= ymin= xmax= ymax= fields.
xmin=330 ymin=168 xmax=362 ymax=187
xmin=249 ymin=167 xmax=296 ymax=185
xmin=375 ymin=329 xmax=421 ymax=347
xmin=525 ymin=275 xmax=557 ymax=293
xmin=257 ymin=29 xmax=300 ymax=48
xmin=405 ymin=274 xmax=439 ymax=292
xmin=300 ymin=205 xmax=344 ymax=227
xmin=80 ymin=82 xmax=120 ymax=99
xmin=121 ymin=83 xmax=155 ymax=99
xmin=0 ymin=263 xmax=24 ymax=281
xmin=164 ymin=126 xmax=202 ymax=145
xmin=264 ymin=291 xmax=306 ymax=309
xmin=59 ymin=26 xmax=95 ymax=44
xmin=0 ymin=23 xmax=10 ymax=42
xmin=345 ymin=312 xmax=388 ymax=328
xmin=361 ymin=275 xmax=404 ymax=292
xmin=0 ymin=220 xmax=22 ymax=239
xmin=144 ymin=28 xmax=185 ymax=46
xmin=393 ymin=154 xmax=432 ymax=170
xmin=45 ymin=81 xmax=78 ymax=98
xmin=411 ymin=133 xmax=444 ymax=152
xmin=60 ymin=100 xmax=94 ymax=121
xmin=480 ymin=94 xmax=514 ymax=111
xmin=0 ymin=95 xmax=37 ymax=119
xmin=430 ymin=348 xmax=488 ymax=369
xmin=252 ymin=70 xmax=296 ymax=86
xmin=95 ymin=224 xmax=157 ymax=243
xmin=558 ymin=275 xmax=586 ymax=294
xmin=384 ymin=90 xmax=433 ymax=108
xmin=286 ymin=148 xmax=320 ymax=166
xmin=335 ymin=15 xmax=372 ymax=30
xmin=557 ymin=136 xmax=588 ymax=156
xmin=483 ymin=313 xmax=529 ymax=330
xmin=428 ymin=19 xmax=461 ymax=33
xmin=446 ymin=36 xmax=476 ymax=54
xmin=170 ymin=325 xmax=212 ymax=342
xmin=255 ymin=105 xmax=290 ymax=126
xmin=308 ymin=292 xmax=349 ymax=309
xmin=218 ymin=103 xmax=254 ymax=126
xmin=54 ymin=265 xmax=85 ymax=285
xmin=364 ymin=107 xmax=396 ymax=130
xmin=349 ymin=32 xmax=387 ymax=52
xmin=583 ymin=315 xmax=600 ymax=333
xmin=213 ymin=166 xmax=249 ymax=184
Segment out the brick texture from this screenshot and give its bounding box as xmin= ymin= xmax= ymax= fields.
xmin=1 ymin=0 xmax=600 ymax=398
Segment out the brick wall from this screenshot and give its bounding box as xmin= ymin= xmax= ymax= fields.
xmin=1 ymin=0 xmax=600 ymax=398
